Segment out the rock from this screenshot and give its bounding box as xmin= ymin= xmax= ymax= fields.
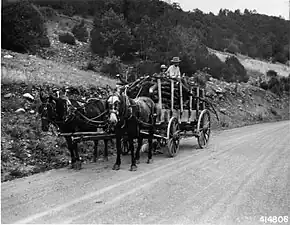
xmin=4 ymin=93 xmax=12 ymax=98
xmin=23 ymin=93 xmax=34 ymax=101
xmin=3 ymin=54 xmax=13 ymax=59
xmin=220 ymin=108 xmax=227 ymax=114
xmin=215 ymin=86 xmax=225 ymax=94
xmin=15 ymin=108 xmax=26 ymax=114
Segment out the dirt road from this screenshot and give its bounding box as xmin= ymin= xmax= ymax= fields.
xmin=2 ymin=121 xmax=290 ymax=224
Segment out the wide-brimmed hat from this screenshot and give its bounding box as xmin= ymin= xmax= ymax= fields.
xmin=160 ymin=64 xmax=167 ymax=69
xmin=171 ymin=57 xmax=181 ymax=63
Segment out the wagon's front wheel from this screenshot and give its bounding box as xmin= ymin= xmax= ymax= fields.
xmin=167 ymin=117 xmax=180 ymax=157
xmin=197 ymin=109 xmax=211 ymax=148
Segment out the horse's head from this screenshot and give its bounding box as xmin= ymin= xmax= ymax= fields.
xmin=38 ymin=91 xmax=68 ymax=132
xmin=106 ymin=93 xmax=122 ymax=127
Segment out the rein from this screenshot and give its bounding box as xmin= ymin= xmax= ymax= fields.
xmin=75 ymin=109 xmax=108 ymax=126
xmin=41 ymin=98 xmax=109 ymax=131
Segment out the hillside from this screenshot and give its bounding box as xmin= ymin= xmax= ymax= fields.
xmin=29 ymin=0 xmax=290 ymax=64
xmin=1 ymin=0 xmax=290 ymax=182
xmin=209 ymin=48 xmax=290 ymax=78
xmin=3 ymin=0 xmax=290 ymax=75
xmin=1 ymin=47 xmax=290 ymax=182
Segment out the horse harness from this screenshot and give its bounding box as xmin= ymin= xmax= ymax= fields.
xmin=41 ymin=97 xmax=108 ymax=129
xmin=118 ymin=93 xmax=155 ymax=129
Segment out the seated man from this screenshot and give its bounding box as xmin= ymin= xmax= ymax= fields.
xmin=166 ymin=57 xmax=181 ymax=79
xmin=160 ymin=64 xmax=167 ymax=77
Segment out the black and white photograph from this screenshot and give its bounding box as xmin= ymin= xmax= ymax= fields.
xmin=1 ymin=0 xmax=290 ymax=224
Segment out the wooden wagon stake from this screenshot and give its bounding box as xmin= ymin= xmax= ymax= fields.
xmin=189 ymin=87 xmax=193 ymax=122
xmin=171 ymin=79 xmax=174 ymax=117
xmin=179 ymin=80 xmax=183 ymax=121
xmin=157 ymin=78 xmax=162 ymax=122
xmin=196 ymin=86 xmax=200 ymax=118
xmin=157 ymin=78 xmax=162 ymax=108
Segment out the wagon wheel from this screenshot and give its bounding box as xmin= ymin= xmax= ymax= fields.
xmin=167 ymin=117 xmax=180 ymax=157
xmin=197 ymin=109 xmax=211 ymax=149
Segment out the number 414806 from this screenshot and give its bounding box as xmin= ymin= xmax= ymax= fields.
xmin=260 ymin=216 xmax=288 ymax=223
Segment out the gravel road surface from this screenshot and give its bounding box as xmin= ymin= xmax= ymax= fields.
xmin=2 ymin=121 xmax=290 ymax=224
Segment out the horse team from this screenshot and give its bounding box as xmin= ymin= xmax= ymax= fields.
xmin=38 ymin=89 xmax=157 ymax=171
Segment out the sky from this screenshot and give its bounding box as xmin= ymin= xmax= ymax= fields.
xmin=172 ymin=0 xmax=289 ymax=20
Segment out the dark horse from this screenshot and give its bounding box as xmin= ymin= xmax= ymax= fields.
xmin=107 ymin=92 xmax=156 ymax=171
xmin=38 ymin=92 xmax=109 ymax=169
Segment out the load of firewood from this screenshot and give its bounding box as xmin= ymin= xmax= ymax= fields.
xmin=122 ymin=75 xmax=204 ymax=110
xmin=117 ymin=73 xmax=220 ymax=121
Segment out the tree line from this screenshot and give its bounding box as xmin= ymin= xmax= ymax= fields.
xmin=30 ymin=0 xmax=289 ymax=64
xmin=2 ymin=0 xmax=289 ymax=86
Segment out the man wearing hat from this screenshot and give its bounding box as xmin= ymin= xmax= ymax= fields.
xmin=166 ymin=57 xmax=181 ymax=79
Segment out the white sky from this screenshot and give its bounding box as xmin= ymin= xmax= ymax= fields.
xmin=172 ymin=0 xmax=289 ymax=19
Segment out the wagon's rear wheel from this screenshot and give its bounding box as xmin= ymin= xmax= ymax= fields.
xmin=167 ymin=117 xmax=180 ymax=157
xmin=197 ymin=109 xmax=211 ymax=148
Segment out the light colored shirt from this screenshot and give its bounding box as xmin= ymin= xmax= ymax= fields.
xmin=166 ymin=65 xmax=181 ymax=79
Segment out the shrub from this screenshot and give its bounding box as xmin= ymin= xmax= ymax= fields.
xmin=222 ymin=56 xmax=249 ymax=83
xmin=90 ymin=28 xmax=107 ymax=56
xmin=135 ymin=61 xmax=159 ymax=78
xmin=226 ymin=42 xmax=240 ymax=54
xmin=35 ymin=36 xmax=51 ymax=48
xmin=38 ymin=6 xmax=58 ymax=20
xmin=270 ymin=107 xmax=278 ymax=116
xmin=273 ymin=52 xmax=288 ymax=64
xmin=91 ymin=8 xmax=133 ymax=57
xmin=266 ymin=70 xmax=278 ymax=78
xmin=280 ymin=76 xmax=290 ymax=92
xmin=2 ymin=0 xmax=49 ymax=53
xmin=58 ymin=31 xmax=76 ymax=45
xmin=100 ymin=56 xmax=122 ymax=77
xmin=202 ymin=54 xmax=226 ymax=80
xmin=71 ymin=19 xmax=89 ymax=42
xmin=85 ymin=61 xmax=98 ymax=72
xmin=260 ymin=81 xmax=268 ymax=90
xmin=268 ymin=77 xmax=282 ymax=96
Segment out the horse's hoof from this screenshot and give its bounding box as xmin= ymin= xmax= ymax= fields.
xmin=74 ymin=161 xmax=82 ymax=170
xmin=103 ymin=157 xmax=109 ymax=162
xmin=69 ymin=163 xmax=75 ymax=169
xmin=136 ymin=159 xmax=140 ymax=164
xmin=130 ymin=165 xmax=137 ymax=171
xmin=147 ymin=159 xmax=153 ymax=164
xmin=112 ymin=164 xmax=120 ymax=170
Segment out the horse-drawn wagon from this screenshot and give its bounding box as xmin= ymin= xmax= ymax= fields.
xmin=38 ymin=71 xmax=218 ymax=170
xmin=122 ymin=74 xmax=215 ymax=158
